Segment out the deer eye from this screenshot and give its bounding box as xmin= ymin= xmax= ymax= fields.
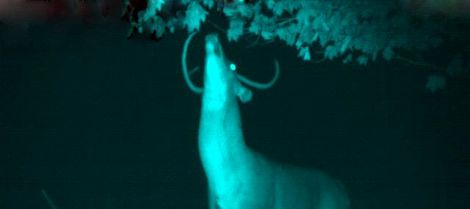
xmin=229 ymin=63 xmax=237 ymax=71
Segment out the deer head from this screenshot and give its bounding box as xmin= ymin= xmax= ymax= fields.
xmin=181 ymin=32 xmax=279 ymax=104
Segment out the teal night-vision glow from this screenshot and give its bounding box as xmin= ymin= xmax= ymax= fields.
xmin=182 ymin=32 xmax=349 ymax=209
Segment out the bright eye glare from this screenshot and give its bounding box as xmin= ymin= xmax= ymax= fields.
xmin=229 ymin=63 xmax=237 ymax=71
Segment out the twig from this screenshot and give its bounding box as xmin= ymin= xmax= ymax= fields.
xmin=206 ymin=19 xmax=227 ymax=33
xmin=394 ymin=55 xmax=443 ymax=71
xmin=41 ymin=189 xmax=59 ymax=209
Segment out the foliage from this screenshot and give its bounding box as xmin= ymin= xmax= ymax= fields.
xmin=126 ymin=0 xmax=455 ymax=65
xmin=425 ymin=74 xmax=446 ymax=93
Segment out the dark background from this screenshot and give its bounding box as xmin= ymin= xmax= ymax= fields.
xmin=1 ymin=18 xmax=469 ymax=209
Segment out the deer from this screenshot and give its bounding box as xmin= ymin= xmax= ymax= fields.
xmin=181 ymin=31 xmax=350 ymax=209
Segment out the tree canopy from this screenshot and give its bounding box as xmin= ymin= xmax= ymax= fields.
xmin=122 ymin=0 xmax=469 ymax=90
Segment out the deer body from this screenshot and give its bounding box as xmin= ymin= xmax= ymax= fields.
xmin=183 ymin=33 xmax=349 ymax=209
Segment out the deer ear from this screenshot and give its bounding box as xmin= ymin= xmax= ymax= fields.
xmin=236 ymin=85 xmax=253 ymax=103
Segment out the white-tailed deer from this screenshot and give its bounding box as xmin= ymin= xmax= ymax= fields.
xmin=182 ymin=32 xmax=349 ymax=209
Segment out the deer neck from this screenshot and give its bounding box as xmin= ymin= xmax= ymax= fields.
xmin=198 ymin=41 xmax=254 ymax=195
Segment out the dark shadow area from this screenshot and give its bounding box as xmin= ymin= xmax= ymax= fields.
xmin=1 ymin=17 xmax=469 ymax=209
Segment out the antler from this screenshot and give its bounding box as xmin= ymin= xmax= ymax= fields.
xmin=181 ymin=31 xmax=203 ymax=94
xmin=237 ymin=59 xmax=280 ymax=90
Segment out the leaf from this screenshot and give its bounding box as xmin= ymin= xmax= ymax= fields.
xmin=248 ymin=14 xmax=275 ymax=35
xmin=166 ymin=17 xmax=180 ymax=33
xmin=261 ymin=30 xmax=274 ymax=40
xmin=264 ymin=0 xmax=275 ymax=9
xmin=142 ymin=0 xmax=165 ymax=21
xmin=382 ymin=46 xmax=394 ymax=61
xmin=228 ymin=18 xmax=244 ymax=42
xmin=137 ymin=15 xmax=165 ymax=36
xmin=343 ymin=54 xmax=353 ymax=64
xmin=149 ymin=16 xmax=166 ymax=37
xmin=425 ymin=75 xmax=446 ymax=93
xmin=296 ymin=8 xmax=315 ymax=26
xmin=276 ymin=24 xmax=298 ymax=46
xmin=298 ymin=46 xmax=311 ymax=61
xmin=201 ymin=0 xmax=215 ymax=9
xmin=224 ymin=1 xmax=260 ymax=18
xmin=324 ymin=45 xmax=339 ymax=60
xmin=340 ymin=36 xmax=352 ymax=53
xmin=357 ymin=55 xmax=368 ymax=65
xmin=184 ymin=2 xmax=208 ymax=32
xmin=272 ymin=2 xmax=286 ymax=16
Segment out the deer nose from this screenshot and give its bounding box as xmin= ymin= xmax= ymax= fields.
xmin=205 ymin=42 xmax=216 ymax=53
